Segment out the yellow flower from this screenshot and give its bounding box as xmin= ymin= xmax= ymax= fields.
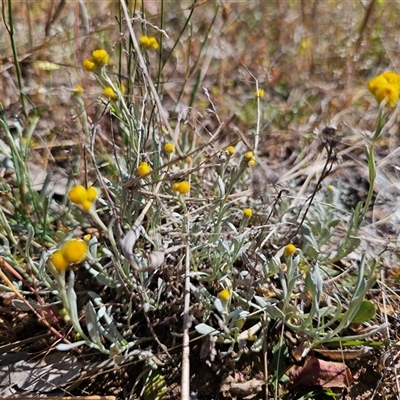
xmin=175 ymin=181 xmax=190 ymax=194
xmin=254 ymin=88 xmax=265 ymax=98
xmin=140 ymin=35 xmax=159 ymax=51
xmin=172 ymin=182 xmax=180 ymax=191
xmin=92 ymin=49 xmax=109 ymax=67
xmin=68 ymin=185 xmax=98 ymax=212
xmin=226 ymin=145 xmax=235 ymax=155
xmin=243 ymin=208 xmax=253 ymax=218
xmin=68 ymin=185 xmax=87 ymax=204
xmin=74 ymin=85 xmax=83 ymax=95
xmin=164 ymin=142 xmax=174 ymax=153
xmin=62 ymin=239 xmax=88 ymax=264
xmin=368 ymin=71 xmax=400 ymax=107
xmin=137 ymin=161 xmax=151 ymax=177
xmin=244 ymin=151 xmax=254 ymax=161
xmin=103 ymin=87 xmax=118 ymax=100
xmin=219 ymin=289 xmax=231 ymax=302
xmin=284 ymin=243 xmax=296 ymax=258
xmin=50 ymin=250 xmax=69 ymax=272
xmin=381 ymin=71 xmax=400 ymax=84
xmin=244 ymin=150 xmax=256 ymax=166
xmin=82 ymin=58 xmax=96 ymax=72
xmin=81 ymin=200 xmax=93 ymax=212
xmin=86 ymin=186 xmax=98 ymax=202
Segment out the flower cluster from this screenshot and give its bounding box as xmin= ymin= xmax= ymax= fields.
xmin=68 ymin=185 xmax=98 ymax=212
xmin=254 ymin=88 xmax=265 ymax=98
xmin=244 ymin=150 xmax=256 ymax=166
xmin=368 ymin=71 xmax=400 ymax=107
xmin=50 ymin=239 xmax=88 ymax=272
xmin=82 ymin=49 xmax=109 ymax=72
xmin=172 ymin=181 xmax=190 ymax=194
xmin=140 ymin=36 xmax=159 ymax=51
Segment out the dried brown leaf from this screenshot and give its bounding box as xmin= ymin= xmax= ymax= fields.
xmin=287 ymin=355 xmax=352 ymax=390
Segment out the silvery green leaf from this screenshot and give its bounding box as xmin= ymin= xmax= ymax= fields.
xmin=85 ymin=301 xmax=101 ymax=345
xmin=264 ymin=305 xmax=285 ymax=319
xmin=195 ymin=323 xmax=220 ymax=336
xmin=88 ymin=292 xmax=125 ymax=343
xmin=304 ymin=243 xmax=319 ymax=259
xmin=12 ymin=299 xmax=34 ymax=311
xmin=305 ymin=262 xmax=323 ymax=304
xmin=253 ymin=296 xmax=269 ymax=308
xmin=56 ymin=340 xmax=87 ymax=351
xmin=217 ymin=175 xmax=225 ymax=196
xmin=67 ymin=271 xmax=80 ymax=327
xmin=250 ymin=335 xmax=263 ymax=353
xmin=228 ymin=309 xmax=249 ymax=321
xmin=213 ymin=297 xmax=226 ymax=316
